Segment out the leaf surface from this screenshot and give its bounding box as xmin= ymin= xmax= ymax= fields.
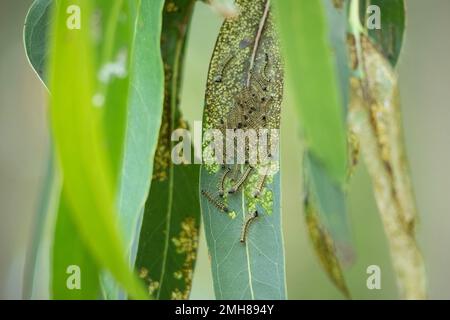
xmin=135 ymin=0 xmax=201 ymax=300
xmin=200 ymin=0 xmax=286 ymax=300
xmin=48 ymin=0 xmax=147 ymax=299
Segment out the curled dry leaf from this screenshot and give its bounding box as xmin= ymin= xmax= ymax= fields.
xmin=348 ymin=34 xmax=426 ymax=299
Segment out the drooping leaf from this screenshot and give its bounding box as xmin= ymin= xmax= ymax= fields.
xmin=100 ymin=0 xmax=166 ymax=299
xmin=304 ymin=152 xmax=354 ymax=264
xmin=275 ymin=0 xmax=348 ymax=184
xmin=52 ymin=190 xmax=100 ymax=299
xmin=276 ymin=0 xmax=354 ymax=297
xmin=24 ymin=0 xmax=166 ymax=299
xmin=48 ymin=0 xmax=147 ymax=299
xmin=135 ymin=0 xmax=201 ymax=300
xmin=56 ymin=0 xmax=135 ymax=300
xmin=200 ymin=0 xmax=286 ymax=300
xmin=304 ymin=192 xmax=350 ymax=299
xmin=22 ymin=147 xmax=61 ymax=299
xmin=23 ymin=0 xmax=148 ymax=299
xmin=113 ymin=0 xmax=166 ymax=270
xmin=23 ymin=0 xmax=98 ymax=299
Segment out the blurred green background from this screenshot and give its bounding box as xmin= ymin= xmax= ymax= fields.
xmin=1 ymin=0 xmax=449 ymax=299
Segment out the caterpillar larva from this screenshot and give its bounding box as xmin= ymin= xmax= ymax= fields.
xmin=262 ymin=52 xmax=271 ymax=82
xmin=228 ymin=166 xmax=253 ymax=194
xmin=235 ymin=88 xmax=259 ymax=112
xmin=218 ymin=166 xmax=231 ymax=197
xmin=214 ymin=54 xmax=234 ymax=83
xmin=201 ymin=189 xmax=229 ymax=213
xmin=251 ymin=71 xmax=269 ymax=92
xmin=240 ymin=210 xmax=259 ymax=243
xmin=253 ymin=172 xmax=268 ymax=198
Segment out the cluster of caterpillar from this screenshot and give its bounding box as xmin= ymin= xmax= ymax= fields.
xmin=203 ymin=52 xmax=274 ymax=243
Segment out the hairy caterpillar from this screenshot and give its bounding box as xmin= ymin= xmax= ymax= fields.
xmin=253 ymin=172 xmax=268 ymax=198
xmin=262 ymin=52 xmax=271 ymax=82
xmin=228 ymin=166 xmax=253 ymax=194
xmin=201 ymin=189 xmax=229 ymax=213
xmin=250 ymin=72 xmax=269 ymax=93
xmin=240 ymin=210 xmax=259 ymax=243
xmin=218 ymin=166 xmax=231 ymax=197
xmin=214 ymin=54 xmax=234 ymax=83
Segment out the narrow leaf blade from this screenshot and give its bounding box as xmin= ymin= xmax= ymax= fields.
xmin=48 ymin=0 xmax=146 ymax=299
xmin=135 ymin=0 xmax=201 ymax=300
xmin=275 ymin=0 xmax=348 ymax=184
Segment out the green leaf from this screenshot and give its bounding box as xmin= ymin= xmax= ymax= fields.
xmin=275 ymin=0 xmax=348 ymax=184
xmin=137 ymin=164 xmax=200 ymax=299
xmin=23 ymin=0 xmax=97 ymax=299
xmin=22 ymin=148 xmax=61 ymax=299
xmin=304 ymin=152 xmax=354 ymax=266
xmin=359 ymin=0 xmax=406 ymax=67
xmin=23 ymin=0 xmax=121 ymax=300
xmin=101 ymin=0 xmax=166 ymax=299
xmin=24 ymin=0 xmax=166 ymax=299
xmin=304 ymin=191 xmax=350 ymax=299
xmin=23 ymin=0 xmax=52 ymax=87
xmin=200 ymin=0 xmax=286 ymax=300
xmin=115 ymin=0 xmax=165 ymax=259
xmin=135 ymin=0 xmax=201 ymax=300
xmin=299 ymin=1 xmax=354 ymax=297
xmin=52 ymin=190 xmax=100 ymax=299
xmin=48 ymin=0 xmax=146 ymax=299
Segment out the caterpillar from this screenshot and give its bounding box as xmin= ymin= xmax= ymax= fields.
xmin=244 ymin=113 xmax=267 ymax=130
xmin=251 ymin=71 xmax=269 ymax=92
xmin=235 ymin=88 xmax=260 ymax=113
xmin=240 ymin=210 xmax=259 ymax=243
xmin=228 ymin=166 xmax=253 ymax=194
xmin=218 ymin=167 xmax=231 ymax=197
xmin=201 ymin=189 xmax=229 ymax=213
xmin=262 ymin=52 xmax=271 ymax=83
xmin=253 ymin=172 xmax=268 ymax=198
xmin=214 ymin=53 xmax=234 ymax=83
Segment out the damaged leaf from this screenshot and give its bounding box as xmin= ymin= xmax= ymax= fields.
xmin=200 ymin=0 xmax=286 ymax=299
xmin=135 ymin=0 xmax=201 ymax=300
xmin=348 ymin=27 xmax=426 ymax=299
xmin=136 ymin=0 xmax=200 ymax=299
xmin=304 ymin=195 xmax=350 ymax=299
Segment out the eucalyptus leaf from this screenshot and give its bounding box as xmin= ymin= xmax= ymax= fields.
xmin=115 ymin=0 xmax=165 ymax=268
xmin=200 ymin=0 xmax=286 ymax=300
xmin=98 ymin=0 xmax=166 ymax=299
xmin=304 ymin=192 xmax=350 ymax=299
xmin=22 ymin=148 xmax=60 ymax=299
xmin=276 ymin=0 xmax=353 ymax=297
xmin=135 ymin=0 xmax=201 ymax=300
xmin=275 ymin=0 xmax=348 ymax=185
xmin=52 ymin=190 xmax=100 ymax=299
xmin=23 ymin=0 xmax=97 ymax=299
xmin=48 ymin=0 xmax=147 ymax=299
